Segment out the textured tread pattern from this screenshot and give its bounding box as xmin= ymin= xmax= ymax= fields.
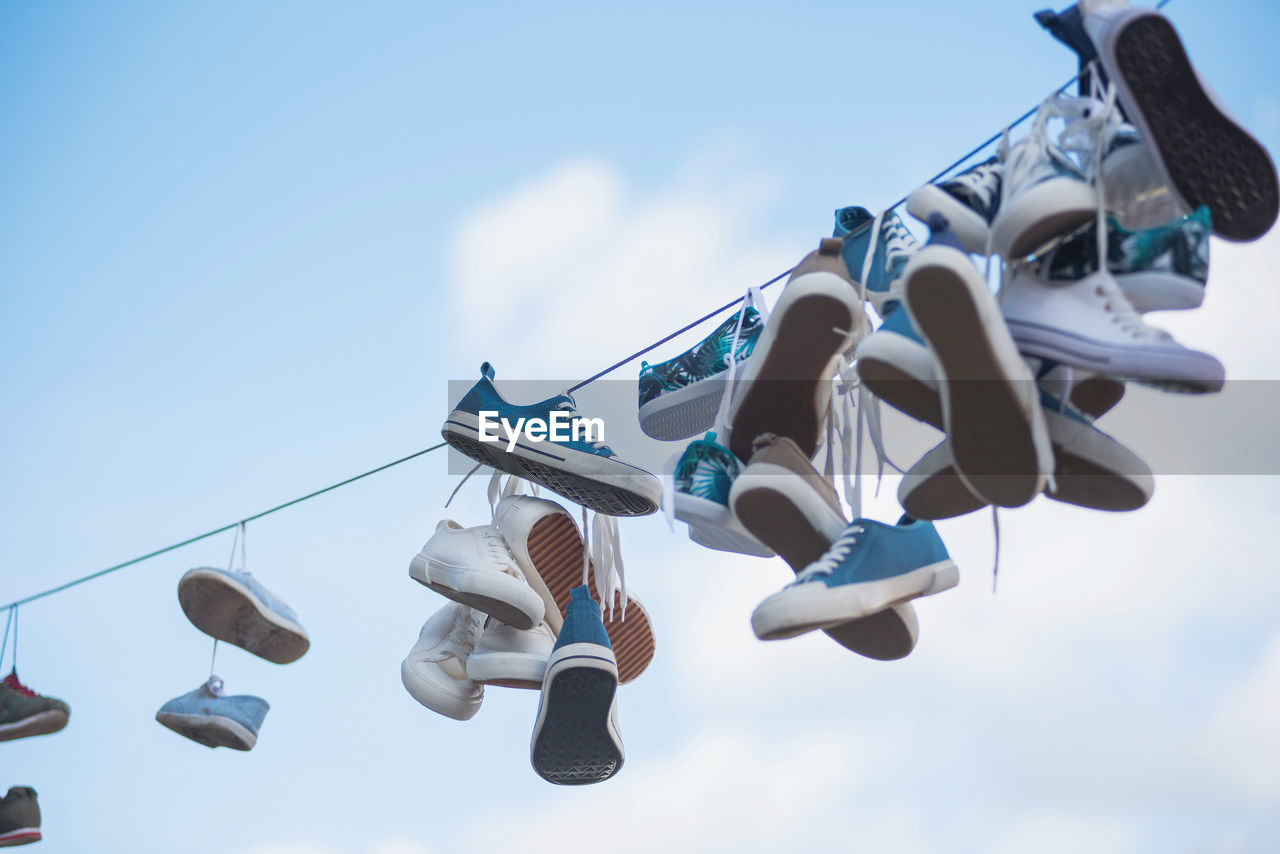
xmin=639 ymin=386 xmax=722 ymax=442
xmin=1114 ymin=16 xmax=1278 ymax=241
xmin=531 ymin=668 xmax=621 ymax=785
xmin=178 ymin=574 xmax=308 ymax=665
xmin=526 ymin=515 xmax=655 ymax=684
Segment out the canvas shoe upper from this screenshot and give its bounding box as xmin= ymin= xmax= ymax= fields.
xmin=178 ymin=567 xmax=310 ymax=665
xmin=903 ymin=223 xmax=1054 ymax=508
xmin=155 ymin=676 xmax=269 ymax=751
xmin=491 ymin=495 xmax=655 ymax=684
xmin=530 ymin=585 xmax=623 ymax=786
xmin=990 ymin=96 xmax=1100 ymax=259
xmin=906 ymin=157 xmax=1003 ymax=255
xmin=400 ymin=603 xmax=485 ymax=721
xmin=1044 ymin=205 xmax=1211 ymax=313
xmin=638 ymin=307 xmax=764 ymax=441
xmin=442 ymin=363 xmax=662 ymax=517
xmin=466 ymin=617 xmax=556 ymax=690
xmin=899 ymin=388 xmax=1154 ymax=520
xmin=410 ymin=519 xmax=544 ymax=630
xmin=728 ymin=433 xmax=920 ymax=661
xmin=0 ymin=787 xmax=40 ymax=848
xmin=1002 ymin=252 xmax=1224 ymax=393
xmin=668 ymin=432 xmax=773 ymax=558
xmin=725 ymin=237 xmax=864 ymax=462
xmin=752 ymin=517 xmax=958 ymax=641
xmin=1083 ymin=1 xmax=1278 ymax=241
xmin=834 ymin=206 xmax=921 ymax=312
xmin=0 ymin=672 xmax=69 ymax=743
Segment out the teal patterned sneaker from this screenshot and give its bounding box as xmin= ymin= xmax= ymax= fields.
xmin=669 ymin=433 xmax=773 ymax=558
xmin=0 ymin=787 xmax=41 ymax=848
xmin=530 ymin=585 xmax=623 ymax=785
xmin=155 ymin=677 xmax=269 ymax=750
xmin=0 ymin=672 xmax=69 ymax=743
xmin=178 ymin=567 xmax=310 ymax=665
xmin=834 ymin=206 xmax=921 ymax=312
xmin=638 ymin=306 xmax=764 ymax=441
xmin=752 ymin=517 xmax=958 ymax=641
xmin=906 ymin=157 xmax=1003 ymax=254
xmin=1044 ymin=205 xmax=1211 ymax=313
xmin=443 ymin=363 xmax=662 ymax=517
xmin=899 ymin=388 xmax=1154 ymax=520
xmin=990 ymin=95 xmax=1100 ymax=258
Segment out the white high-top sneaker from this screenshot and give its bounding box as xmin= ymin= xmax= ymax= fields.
xmin=400 ymin=603 xmax=485 ymax=721
xmin=410 ymin=520 xmax=545 ymax=630
xmin=1001 ymin=258 xmax=1224 ymax=393
xmin=466 ymin=617 xmax=556 ymax=690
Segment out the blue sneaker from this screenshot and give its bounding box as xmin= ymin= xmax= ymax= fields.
xmin=751 ymin=518 xmax=959 ymax=641
xmin=853 ymin=301 xmax=938 ymax=427
xmin=155 ymin=677 xmax=269 ymax=751
xmin=442 ymin=363 xmax=662 ymax=517
xmin=669 ymin=433 xmax=773 ymax=558
xmin=638 ymin=307 xmax=764 ymax=441
xmin=178 ymin=568 xmax=309 ymax=665
xmin=906 ymin=157 xmax=1003 ymax=254
xmin=530 ymin=585 xmax=622 ymax=785
xmin=833 ymin=205 xmax=920 ymax=313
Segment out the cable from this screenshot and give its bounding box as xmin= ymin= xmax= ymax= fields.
xmin=0 ymin=50 xmax=1126 ymax=612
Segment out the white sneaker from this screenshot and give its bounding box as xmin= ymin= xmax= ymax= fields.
xmin=400 ymin=603 xmax=485 ymax=721
xmin=410 ymin=520 xmax=545 ymax=630
xmin=1001 ymin=260 xmax=1224 ymax=393
xmin=466 ymin=617 xmax=555 ymax=690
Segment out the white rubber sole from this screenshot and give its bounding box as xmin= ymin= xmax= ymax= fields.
xmin=400 ymin=656 xmax=482 ymax=721
xmin=0 ymin=708 xmax=69 ymax=742
xmin=1115 ymin=270 xmax=1205 ymax=314
xmin=904 ymin=246 xmax=1051 ymax=507
xmin=674 ymin=492 xmax=774 ymax=558
xmin=530 ymin=643 xmax=623 ymax=785
xmin=991 ymin=176 xmax=1098 ymax=259
xmin=854 ymin=327 xmax=941 ymax=427
xmin=155 ymin=711 xmax=257 ymax=750
xmin=638 ymin=374 xmax=727 ymax=441
xmin=442 ymin=411 xmax=661 ymax=517
xmin=752 ymin=559 xmax=959 ymax=640
xmin=408 ymin=552 xmax=544 ymax=630
xmin=177 ymin=569 xmax=310 ymax=665
xmin=0 ymin=827 xmax=42 ymax=847
xmin=467 ymin=649 xmax=549 ymax=689
xmin=906 ymin=183 xmax=993 ymax=255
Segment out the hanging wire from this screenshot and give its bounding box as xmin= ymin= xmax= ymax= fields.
xmin=0 ymin=606 xmax=14 ymax=673
xmin=209 ymin=638 xmax=219 ymax=678
xmin=2 ymin=22 xmax=1180 ymax=615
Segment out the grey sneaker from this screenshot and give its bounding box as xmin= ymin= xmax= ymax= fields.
xmin=0 ymin=787 xmax=41 ymax=848
xmin=155 ymin=677 xmax=269 ymax=750
xmin=0 ymin=671 xmax=69 ymax=743
xmin=178 ymin=567 xmax=310 ymax=665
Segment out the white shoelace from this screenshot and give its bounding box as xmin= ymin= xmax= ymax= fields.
xmin=949 ymin=160 xmax=1001 ymax=210
xmin=794 ymin=524 xmax=865 ymax=584
xmin=581 ymin=506 xmax=627 ymax=622
xmin=206 ymin=675 xmax=226 ymax=697
xmin=554 ymin=398 xmax=610 ymax=453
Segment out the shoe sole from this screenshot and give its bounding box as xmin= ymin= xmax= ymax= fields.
xmin=0 ymin=708 xmax=69 ymax=742
xmin=906 ymin=183 xmax=993 ymax=255
xmin=0 ymin=828 xmax=41 ymax=848
xmin=991 ymin=177 xmax=1097 ymax=259
xmin=729 ymin=470 xmax=918 ymax=661
xmin=467 ymin=650 xmax=547 ymax=690
xmin=855 ymin=332 xmax=942 ymax=427
xmin=155 ymin=711 xmax=257 ymax=750
xmin=1101 ymin=10 xmax=1279 ymax=241
xmin=728 ymin=273 xmax=858 ymax=461
xmin=408 ymin=553 xmax=544 ymax=630
xmin=1117 ymin=270 xmax=1205 ymax=314
xmin=400 ymin=656 xmax=483 ymax=721
xmin=674 ymin=492 xmax=774 ymax=558
xmin=530 ymin=646 xmax=623 ymax=785
xmin=441 ymin=414 xmax=660 ymax=517
xmin=524 ymin=513 xmax=655 ymax=684
xmin=905 ymin=248 xmax=1048 ymax=507
xmin=177 ymin=569 xmax=310 ymax=665
xmin=752 ymin=559 xmax=959 ymax=640
xmin=898 ymin=443 xmax=988 ymax=521
xmin=638 ymin=374 xmax=728 ymax=441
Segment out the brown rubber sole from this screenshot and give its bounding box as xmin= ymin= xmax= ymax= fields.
xmin=525 ymin=514 xmax=655 ymax=684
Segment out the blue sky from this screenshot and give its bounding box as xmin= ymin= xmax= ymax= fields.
xmin=3 ymin=2 xmax=1280 ymax=853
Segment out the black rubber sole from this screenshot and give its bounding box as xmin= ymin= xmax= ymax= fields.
xmin=1111 ymin=14 xmax=1278 ymax=241
xmin=531 ymin=666 xmax=622 ymax=785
